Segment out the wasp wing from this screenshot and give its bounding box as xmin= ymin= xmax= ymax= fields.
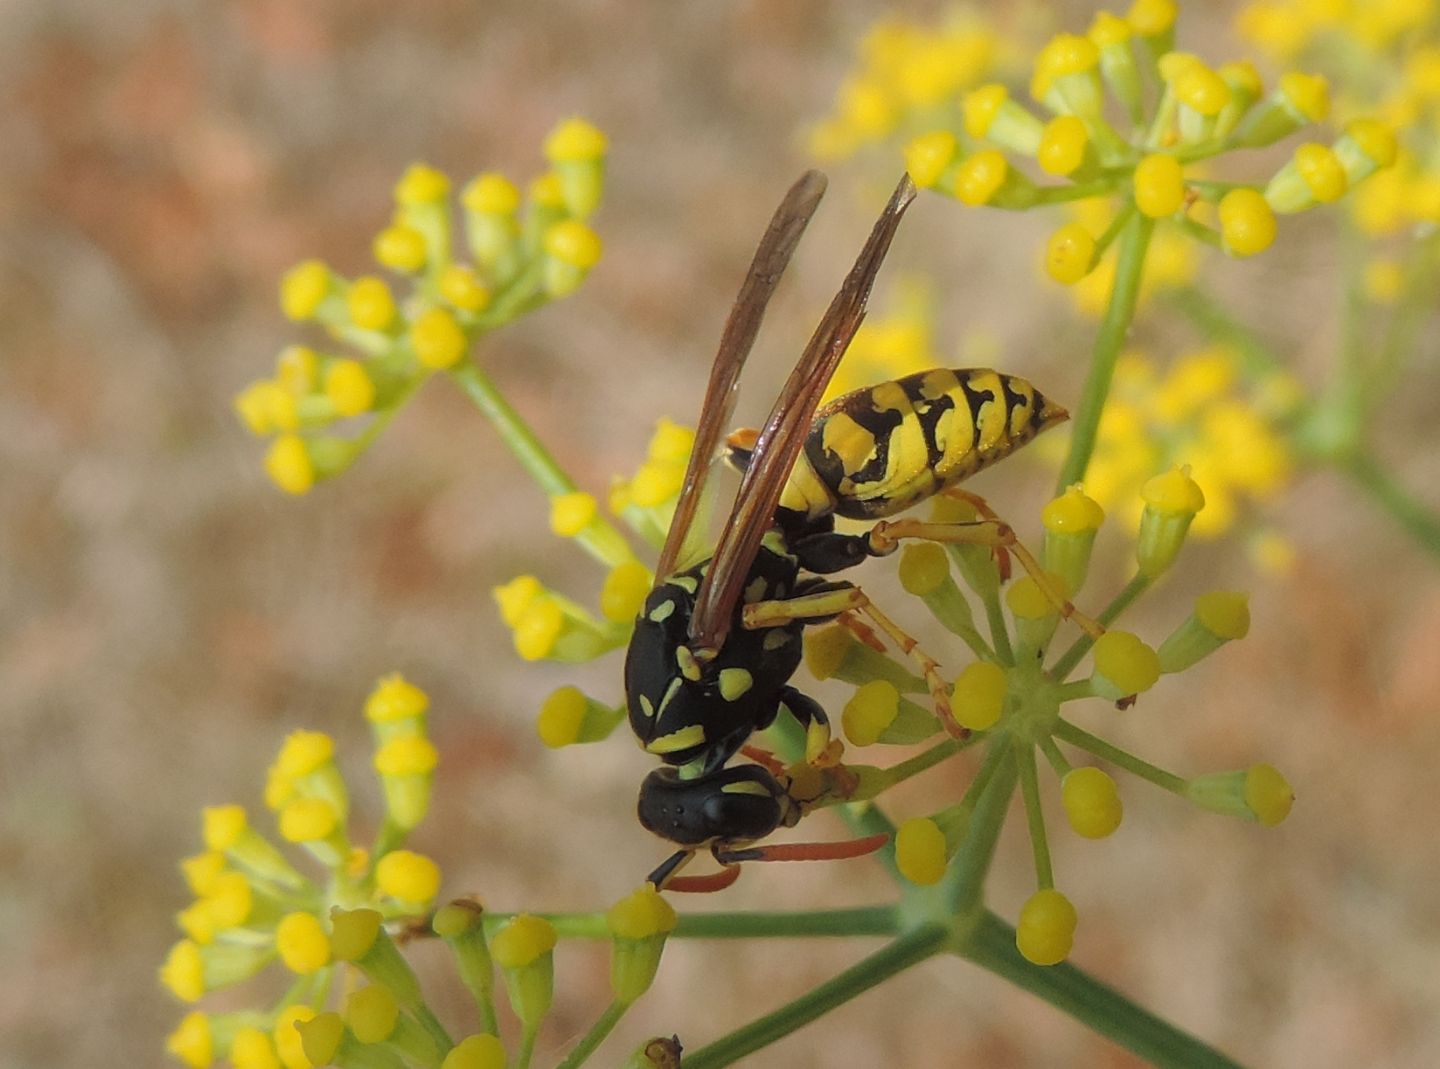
xmin=688 ymin=174 xmax=918 ymax=653
xmin=653 ymin=170 xmax=829 ymax=584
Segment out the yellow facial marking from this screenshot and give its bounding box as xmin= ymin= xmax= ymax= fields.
xmin=657 ymin=676 xmax=683 ymax=716
xmin=718 ymin=667 xmax=754 ymax=702
xmin=719 ymin=779 xmax=773 ymax=797
xmin=670 ymin=574 xmax=698 ymax=594
xmin=646 ymin=724 xmax=707 ymax=755
xmin=638 ymin=694 xmax=655 ymax=719
xmin=762 ymin=629 xmax=791 ymax=651
xmin=648 ymin=599 xmax=676 ymax=623
xmin=675 ymin=645 xmax=702 ymax=681
xmin=744 ymin=577 xmax=768 ymax=604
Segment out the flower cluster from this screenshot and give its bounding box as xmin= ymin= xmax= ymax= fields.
xmin=898 ymin=1 xmax=1396 ymax=284
xmin=234 ymin=120 xmax=608 ymax=495
xmin=162 ymin=675 xmax=683 ymax=1069
xmin=808 ymin=14 xmax=1004 ymax=162
xmin=1037 ymin=346 xmax=1301 ymax=551
xmin=826 ymin=481 xmax=1292 ymax=965
xmin=162 ymin=674 xmax=444 ymax=1067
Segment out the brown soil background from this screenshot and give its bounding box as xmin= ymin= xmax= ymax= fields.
xmin=4 ymin=2 xmax=1440 ymax=1067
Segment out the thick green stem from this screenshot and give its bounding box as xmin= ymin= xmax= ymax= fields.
xmin=1056 ymin=211 xmax=1155 ymax=495
xmin=943 ymin=742 xmax=1018 ymax=915
xmin=481 ymin=907 xmax=901 ymax=941
xmin=959 ymin=911 xmax=1246 ymax=1069
xmin=681 ymin=925 xmax=949 ymax=1069
xmin=449 ymin=360 xmax=633 ymax=567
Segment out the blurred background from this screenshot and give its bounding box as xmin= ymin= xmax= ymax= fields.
xmin=4 ymin=1 xmax=1440 ymax=1066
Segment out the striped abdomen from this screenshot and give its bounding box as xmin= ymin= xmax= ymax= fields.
xmin=778 ymin=368 xmax=1068 ymax=521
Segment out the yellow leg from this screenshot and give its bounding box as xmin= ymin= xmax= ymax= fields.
xmin=868 ymin=515 xmax=1106 ymax=640
xmin=744 ymin=587 xmax=968 ymax=741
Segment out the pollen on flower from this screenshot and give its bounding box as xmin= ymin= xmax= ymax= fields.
xmin=550 ymin=491 xmax=598 ymax=537
xmin=273 ymin=1004 xmax=316 ymax=1069
xmin=537 ymin=685 xmax=588 ymax=748
xmin=365 ymin=672 xmax=430 ymax=722
xmin=463 ymin=172 xmax=522 ymax=216
xmin=276 ymin=730 xmax=336 ymax=777
xmin=345 ymin=984 xmax=400 ymax=1044
xmin=955 ymin=149 xmax=1009 ymax=206
xmin=264 ymin=435 xmax=315 ymax=495
xmin=1293 ymin=143 xmax=1348 ymax=203
xmin=347 ymin=276 xmax=398 ymax=332
xmin=324 ymin=359 xmax=376 ymax=417
xmin=165 ymin=1012 xmax=213 ymax=1068
xmin=1244 ymin=763 xmax=1293 ymax=826
xmin=494 ymin=575 xmax=544 ymax=628
xmin=904 ymin=130 xmax=959 ymax=189
xmin=160 ymin=939 xmax=206 ymax=1002
xmin=1196 ymin=590 xmax=1250 ymax=640
xmin=1173 ymin=61 xmax=1231 ymax=117
xmin=842 ymin=679 xmax=901 ymax=747
xmin=1092 ymin=630 xmax=1161 ymax=696
xmin=1134 ymin=154 xmax=1186 ymax=218
xmin=1088 ymin=10 xmax=1131 ymax=47
xmin=964 ymin=83 xmax=1009 ymax=138
xmin=374 ymin=735 xmax=439 ymax=777
xmin=491 ymin=913 xmax=558 ymax=969
xmin=898 ymin=542 xmax=950 ymax=596
xmin=1218 ymin=188 xmax=1277 ymax=256
xmin=895 ymin=816 xmax=949 ymax=885
xmin=1044 ymin=222 xmax=1097 ymax=284
xmin=373 ymin=223 xmax=429 ymax=273
xmin=276 ymin=911 xmax=332 ymax=975
xmin=543 ymin=220 xmax=603 ymax=269
xmin=953 ymin=660 xmax=1007 ymax=731
xmin=1016 ymin=888 xmax=1078 ymax=965
xmin=514 ymin=599 xmax=564 ymax=661
xmin=201 ymin=804 xmax=248 ymax=851
xmin=278 ymin=797 xmax=339 ymax=843
xmin=1037 ymin=115 xmax=1089 ymax=176
xmin=280 ymin=260 xmax=331 ymax=321
xmin=230 ymin=1026 xmax=280 ymax=1069
xmin=1061 ymin=767 xmax=1123 ymax=838
xmin=545 ymin=117 xmax=609 ymax=162
xmin=600 ymin=560 xmax=651 ymax=622
xmin=1043 ymin=485 xmax=1105 ymax=532
xmin=1278 ymin=71 xmax=1331 ymax=122
xmin=411 ymin=307 xmax=468 ymax=369
xmin=395 ymin=163 xmax=451 ymax=205
xmin=375 ymin=849 xmax=442 ymax=904
xmin=439 ymin=264 xmax=491 ymax=312
xmin=1142 ymin=466 xmax=1206 ymax=515
xmin=607 ymin=886 xmax=678 ymax=940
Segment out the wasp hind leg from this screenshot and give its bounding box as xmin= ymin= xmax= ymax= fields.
xmin=742 ymin=585 xmax=968 ymax=741
xmin=868 ymin=489 xmax=1105 ymax=640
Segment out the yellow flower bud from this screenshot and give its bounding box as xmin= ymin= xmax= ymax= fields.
xmin=373 ymin=223 xmax=428 ymax=273
xmin=1016 ymin=888 xmax=1077 ymax=965
xmin=324 ymin=358 xmax=375 ymax=417
xmin=953 ymin=660 xmax=1007 ymax=731
xmin=411 ymin=307 xmax=468 ymax=369
xmin=280 ymin=260 xmax=331 ymax=321
xmin=904 ymin=130 xmax=958 ymax=189
xmin=895 ymin=817 xmax=949 ymax=885
xmin=263 ymin=434 xmax=315 ymax=495
xmin=842 ymin=680 xmax=900 ymax=747
xmin=1037 ymin=115 xmax=1089 ymax=176
xmin=1044 ymin=223 xmax=1097 ymax=284
xmin=1061 ymin=767 xmax=1123 ymax=838
xmin=1218 ymin=188 xmax=1276 ymax=257
xmin=1133 ymin=154 xmax=1186 ymax=218
xmin=395 ymin=163 xmax=451 ymax=205
xmin=955 ymin=150 xmax=1009 ymax=206
xmin=375 ymin=849 xmax=441 ymax=904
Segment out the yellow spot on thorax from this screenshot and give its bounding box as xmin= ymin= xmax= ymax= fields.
xmin=718 ymin=668 xmax=754 ymax=701
xmin=646 ymin=724 xmax=706 ymax=755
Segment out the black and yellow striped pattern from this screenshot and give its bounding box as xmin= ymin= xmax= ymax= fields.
xmin=777 ymin=368 xmax=1068 ymax=521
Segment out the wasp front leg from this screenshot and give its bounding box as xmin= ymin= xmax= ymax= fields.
xmin=742 ymin=584 xmax=967 ymax=741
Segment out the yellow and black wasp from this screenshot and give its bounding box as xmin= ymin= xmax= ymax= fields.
xmin=626 ymin=171 xmax=1088 ymax=892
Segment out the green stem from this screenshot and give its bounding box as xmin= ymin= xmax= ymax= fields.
xmin=681 ymin=925 xmax=949 ymax=1069
xmin=482 ymin=907 xmax=901 ymax=941
xmin=943 ymin=741 xmax=1018 ymax=915
xmin=1013 ymin=741 xmax=1054 ymax=888
xmin=516 ymin=1026 xmax=537 ymax=1069
xmin=1055 ymin=211 xmax=1155 ymax=495
xmin=1053 ymin=719 xmax=1187 ymax=793
xmin=556 ymin=1000 xmax=628 ymax=1069
xmin=448 ymin=360 xmax=633 ymax=567
xmin=959 ymin=911 xmax=1246 ymax=1069
xmin=1341 ymin=450 xmax=1440 ymax=562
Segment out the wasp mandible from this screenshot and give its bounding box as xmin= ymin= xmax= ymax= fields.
xmin=626 ymin=171 xmax=1091 ymax=892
